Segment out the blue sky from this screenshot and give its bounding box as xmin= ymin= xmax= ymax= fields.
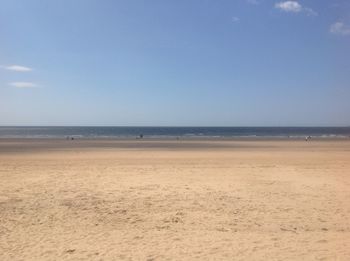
xmin=1 ymin=0 xmax=349 ymax=126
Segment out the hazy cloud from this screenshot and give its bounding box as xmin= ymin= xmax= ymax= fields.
xmin=304 ymin=7 xmax=318 ymax=16
xmin=330 ymin=22 xmax=350 ymax=35
xmin=275 ymin=1 xmax=317 ymax=16
xmin=9 ymin=82 xmax=38 ymax=88
xmin=232 ymin=16 xmax=240 ymax=22
xmin=3 ymin=65 xmax=32 ymax=72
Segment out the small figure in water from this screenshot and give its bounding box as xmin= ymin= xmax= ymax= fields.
xmin=139 ymin=134 xmax=143 ymax=139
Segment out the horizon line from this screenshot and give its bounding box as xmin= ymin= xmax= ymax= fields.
xmin=1 ymin=125 xmax=350 ymax=128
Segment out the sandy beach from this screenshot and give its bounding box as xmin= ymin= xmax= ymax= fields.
xmin=0 ymin=138 xmax=349 ymax=260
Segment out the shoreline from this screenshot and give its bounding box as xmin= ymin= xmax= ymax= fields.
xmin=1 ymin=138 xmax=350 ymax=155
xmin=1 ymin=135 xmax=350 ymax=141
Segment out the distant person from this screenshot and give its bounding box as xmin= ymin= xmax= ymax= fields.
xmin=139 ymin=134 xmax=143 ymax=139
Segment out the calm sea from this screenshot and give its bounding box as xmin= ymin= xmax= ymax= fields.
xmin=0 ymin=127 xmax=349 ymax=139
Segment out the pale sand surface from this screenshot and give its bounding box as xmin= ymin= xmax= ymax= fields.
xmin=0 ymin=139 xmax=349 ymax=260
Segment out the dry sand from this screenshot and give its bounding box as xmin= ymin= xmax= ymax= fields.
xmin=0 ymin=139 xmax=349 ymax=260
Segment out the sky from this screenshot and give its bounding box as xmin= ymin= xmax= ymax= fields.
xmin=1 ymin=0 xmax=349 ymax=126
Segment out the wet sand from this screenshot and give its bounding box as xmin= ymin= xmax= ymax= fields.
xmin=0 ymin=139 xmax=349 ymax=260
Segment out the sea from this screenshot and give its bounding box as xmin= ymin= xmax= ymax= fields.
xmin=0 ymin=126 xmax=349 ymax=139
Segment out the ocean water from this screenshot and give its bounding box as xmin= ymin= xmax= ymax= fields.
xmin=0 ymin=126 xmax=350 ymax=139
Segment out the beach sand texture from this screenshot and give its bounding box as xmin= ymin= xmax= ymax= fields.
xmin=0 ymin=139 xmax=349 ymax=260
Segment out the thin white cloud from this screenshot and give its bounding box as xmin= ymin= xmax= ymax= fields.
xmin=232 ymin=16 xmax=240 ymax=23
xmin=330 ymin=22 xmax=350 ymax=36
xmin=275 ymin=1 xmax=317 ymax=16
xmin=3 ymin=65 xmax=32 ymax=72
xmin=275 ymin=1 xmax=302 ymax=12
xmin=9 ymin=82 xmax=38 ymax=88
